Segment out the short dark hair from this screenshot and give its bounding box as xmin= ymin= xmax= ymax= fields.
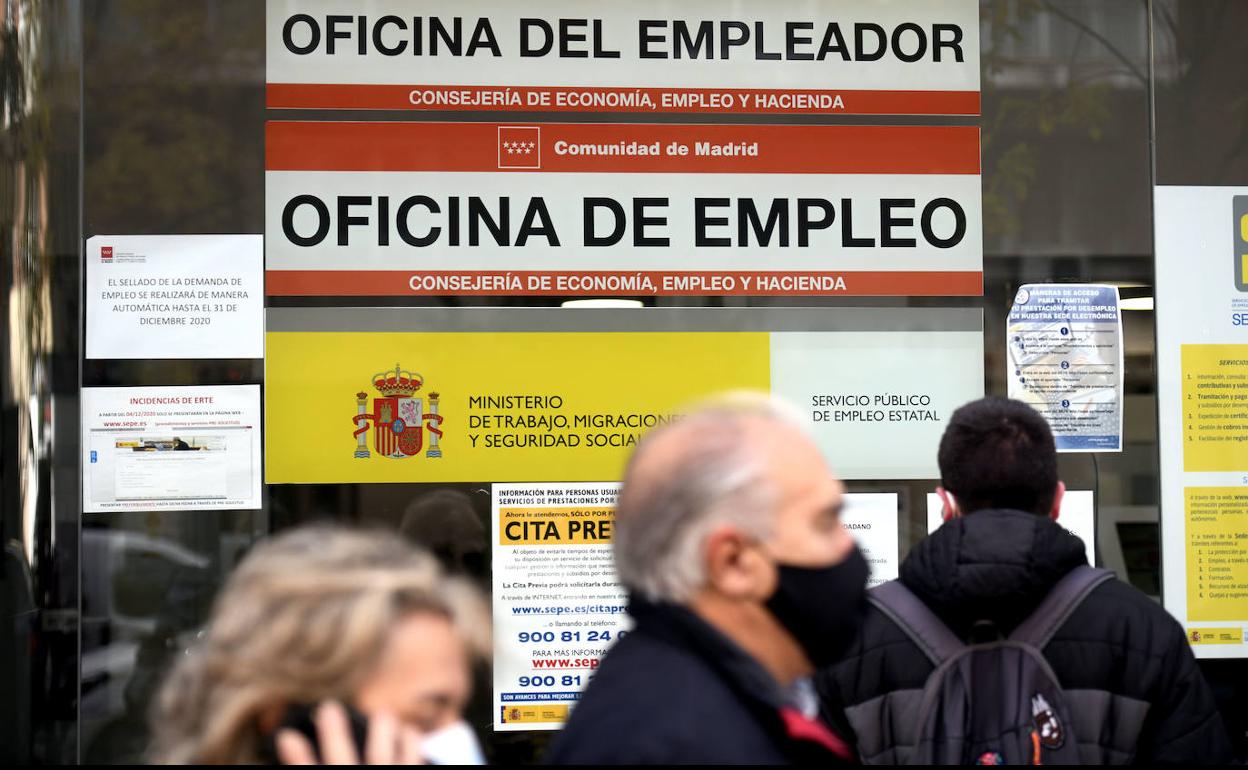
xmin=937 ymin=397 xmax=1058 ymax=516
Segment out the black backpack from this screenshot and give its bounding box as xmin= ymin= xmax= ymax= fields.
xmin=868 ymin=566 xmax=1114 ymax=765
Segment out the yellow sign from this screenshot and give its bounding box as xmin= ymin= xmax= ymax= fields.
xmin=498 ymin=507 xmax=615 ymax=546
xmin=499 ymin=704 xmax=570 ymax=725
xmin=1186 ymin=627 xmax=1245 ymax=645
xmin=266 ymin=331 xmax=769 ymax=483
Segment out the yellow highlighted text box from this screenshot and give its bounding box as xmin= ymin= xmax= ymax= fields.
xmin=498 ymin=507 xmax=615 ymax=546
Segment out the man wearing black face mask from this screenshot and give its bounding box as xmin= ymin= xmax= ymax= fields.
xmin=546 ymin=394 xmax=866 ymax=765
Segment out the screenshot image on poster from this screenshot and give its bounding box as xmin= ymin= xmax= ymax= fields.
xmin=82 ymin=385 xmax=262 ymax=512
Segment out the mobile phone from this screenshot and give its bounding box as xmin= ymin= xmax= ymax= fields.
xmin=263 ymin=702 xmax=370 ymax=764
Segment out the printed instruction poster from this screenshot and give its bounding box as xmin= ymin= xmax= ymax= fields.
xmin=1007 ymin=284 xmax=1123 ymax=452
xmin=1156 ymin=186 xmax=1248 ymax=656
xmin=493 ymin=483 xmax=626 ymax=731
xmin=492 ymin=485 xmax=899 ymax=731
xmin=85 ymin=235 xmax=263 ymax=359
xmin=81 ymin=385 xmax=262 ymax=512
xmin=926 ymin=491 xmax=1096 ymax=567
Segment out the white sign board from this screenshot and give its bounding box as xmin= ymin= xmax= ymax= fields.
xmin=1007 ymin=284 xmax=1123 ymax=452
xmin=265 ymin=122 xmax=982 ymax=298
xmin=266 ymin=0 xmax=980 ymax=116
xmin=925 ymin=491 xmax=1096 ymax=567
xmin=86 ymin=235 xmax=263 ymax=359
xmin=1155 ymin=185 xmax=1248 ymax=657
xmin=774 ymin=330 xmax=984 ymax=479
xmin=82 ymin=385 xmax=262 ymax=512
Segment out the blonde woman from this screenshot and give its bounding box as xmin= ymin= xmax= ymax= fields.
xmin=149 ymin=526 xmax=490 ymax=764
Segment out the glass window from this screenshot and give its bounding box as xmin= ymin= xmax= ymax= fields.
xmin=1 ymin=0 xmax=1228 ymax=762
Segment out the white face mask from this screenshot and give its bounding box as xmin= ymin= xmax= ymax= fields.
xmin=421 ymin=720 xmax=486 ymax=765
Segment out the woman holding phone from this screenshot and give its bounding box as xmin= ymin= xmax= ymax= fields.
xmin=149 ymin=526 xmax=490 ymax=765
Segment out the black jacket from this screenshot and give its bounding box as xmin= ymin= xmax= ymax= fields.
xmin=817 ymin=510 xmax=1233 ymax=764
xmin=546 ymin=598 xmax=854 ymax=765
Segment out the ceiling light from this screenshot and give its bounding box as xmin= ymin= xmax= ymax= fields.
xmin=1119 ymin=297 xmax=1154 ymax=311
xmin=560 ymin=299 xmax=645 ymax=308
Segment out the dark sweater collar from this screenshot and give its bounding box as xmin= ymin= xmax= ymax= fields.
xmin=626 ymin=596 xmax=854 ymax=761
xmin=627 ymin=595 xmax=791 ymax=710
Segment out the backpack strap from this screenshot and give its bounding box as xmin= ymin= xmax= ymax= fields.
xmin=868 ymin=580 xmax=965 ymax=667
xmin=1008 ymin=565 xmax=1115 ymax=649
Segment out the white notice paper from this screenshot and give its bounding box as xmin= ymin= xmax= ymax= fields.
xmin=86 ymin=234 xmax=263 ymax=359
xmin=843 ymin=493 xmax=899 ymax=587
xmin=925 ymin=491 xmax=1095 ymax=565
xmin=82 ymin=385 xmax=262 ymax=512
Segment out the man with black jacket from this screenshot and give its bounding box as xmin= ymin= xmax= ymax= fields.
xmin=547 ymin=395 xmax=865 ymax=764
xmin=817 ymin=397 xmax=1234 ymax=764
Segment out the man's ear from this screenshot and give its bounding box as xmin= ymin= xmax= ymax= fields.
xmin=1049 ymin=480 xmax=1066 ymax=521
xmin=937 ymin=486 xmax=960 ymax=522
xmin=703 ymin=526 xmax=771 ymax=600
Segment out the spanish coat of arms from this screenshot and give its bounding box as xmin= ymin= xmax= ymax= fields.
xmin=352 ymin=363 xmax=444 ymax=459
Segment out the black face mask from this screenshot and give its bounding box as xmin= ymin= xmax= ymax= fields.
xmin=764 ymin=544 xmax=870 ymax=669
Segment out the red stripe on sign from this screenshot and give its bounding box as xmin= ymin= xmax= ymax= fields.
xmin=266 ymin=83 xmax=981 ymax=116
xmin=265 ymin=270 xmax=984 ymax=297
xmin=377 ymin=424 xmax=393 ymax=456
xmin=265 ymin=123 xmax=980 ymax=175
